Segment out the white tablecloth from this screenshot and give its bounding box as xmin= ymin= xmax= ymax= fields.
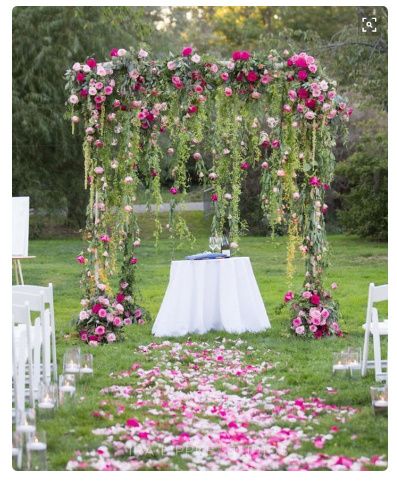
xmin=152 ymin=257 xmax=270 ymax=337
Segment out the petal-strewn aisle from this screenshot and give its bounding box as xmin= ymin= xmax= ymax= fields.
xmin=67 ymin=340 xmax=387 ymax=471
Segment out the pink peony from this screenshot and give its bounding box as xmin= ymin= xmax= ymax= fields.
xmin=309 ymin=325 xmax=318 ymax=332
xmin=86 ymin=58 xmax=97 ymax=69
xmin=321 ymin=308 xmax=330 ymax=319
xmin=284 ymin=291 xmax=294 ymax=302
xmin=302 ymin=291 xmax=312 ymax=299
xmin=271 ymin=139 xmax=280 ymax=149
xmin=95 ymin=325 xmax=106 ymax=336
xmin=113 ymin=317 xmax=122 ymax=327
xmin=107 ymin=332 xmax=116 ymax=343
xmin=98 ymin=308 xmax=107 ymax=318
xmin=224 ymin=87 xmax=233 ymax=97
xmin=76 ymin=255 xmax=86 ymax=264
xmin=181 ymin=46 xmax=193 ymax=56
xmin=246 ymin=70 xmax=259 ymax=83
xmin=310 ymin=294 xmax=321 ymax=305
xmin=124 ymin=317 xmax=132 ymax=325
xmin=297 ymin=70 xmax=308 ymax=81
xmin=292 ymin=317 xmax=302 ymax=327
xmin=220 ymin=72 xmax=229 ymax=81
xmin=295 ymin=325 xmax=305 ymax=335
xmin=80 ymin=331 xmax=88 ymax=341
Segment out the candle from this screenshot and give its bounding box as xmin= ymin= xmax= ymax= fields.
xmin=59 ymin=385 xmax=76 ymax=393
xmin=38 ymin=400 xmax=55 ymax=409
xmin=16 ymin=424 xmax=35 ymax=434
xmin=65 ymin=362 xmax=80 ymax=373
xmin=27 ymin=441 xmax=47 ymax=451
xmin=333 ymin=363 xmax=348 ymax=371
xmin=374 ymin=400 xmax=388 ymax=407
xmin=80 ymin=366 xmax=93 ymax=374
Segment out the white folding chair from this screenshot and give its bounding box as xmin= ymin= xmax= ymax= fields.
xmin=12 ymin=303 xmax=34 ymax=412
xmin=361 ymin=283 xmax=388 ymax=381
xmin=13 ymin=284 xmax=58 ymax=381
xmin=12 ymin=291 xmax=51 ymax=389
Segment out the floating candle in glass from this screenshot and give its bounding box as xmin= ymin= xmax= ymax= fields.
xmin=80 ymin=353 xmax=93 ymax=375
xmin=370 ymin=386 xmax=388 ymax=414
xmin=332 ymin=352 xmax=349 ymax=374
xmin=63 ymin=348 xmax=81 ymax=374
xmin=26 ymin=431 xmax=47 ymax=470
xmin=59 ymin=374 xmax=76 ymax=405
xmin=16 ymin=409 xmax=36 ymax=434
xmin=37 ymin=383 xmax=57 ymax=415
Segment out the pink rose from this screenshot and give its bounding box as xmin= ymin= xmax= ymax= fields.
xmin=292 ymin=317 xmax=302 ymax=327
xmin=302 ymin=291 xmax=312 ymax=299
xmin=284 ymin=291 xmax=294 ymax=302
xmin=95 ymin=325 xmax=106 ymax=336
xmin=295 ymin=326 xmax=305 ymax=335
xmin=321 ymin=309 xmax=330 ymax=319
xmin=107 ymin=333 xmax=116 ymax=343
xmin=98 ymin=309 xmax=107 ymax=318
xmin=169 ymin=186 xmax=178 ymax=195
xmin=181 ymin=46 xmax=192 ymax=56
xmin=246 ymin=70 xmax=259 ymax=83
xmin=297 ymin=70 xmax=308 ymax=81
xmin=220 ymin=72 xmax=229 ymax=81
xmin=224 ymin=87 xmax=233 ymax=97
xmin=113 ymin=317 xmax=122 ymax=326
xmin=130 ymin=257 xmax=138 ymax=265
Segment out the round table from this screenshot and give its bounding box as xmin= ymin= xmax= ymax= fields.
xmin=152 ymin=256 xmax=270 ymax=337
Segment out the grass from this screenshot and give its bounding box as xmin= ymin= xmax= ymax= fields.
xmin=19 ymin=212 xmax=388 ymax=470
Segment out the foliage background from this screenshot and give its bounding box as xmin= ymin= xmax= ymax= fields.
xmin=12 ymin=6 xmax=387 ymax=240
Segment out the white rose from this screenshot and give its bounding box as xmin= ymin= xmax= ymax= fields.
xmin=117 ymin=48 xmax=127 ymax=57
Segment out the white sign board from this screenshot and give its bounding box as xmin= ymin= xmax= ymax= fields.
xmin=12 ymin=197 xmax=30 ymax=257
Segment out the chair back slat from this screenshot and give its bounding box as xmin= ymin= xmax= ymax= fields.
xmin=12 ymin=284 xmax=53 ymax=304
xmin=12 ymin=291 xmax=45 ymax=312
xmin=370 ymin=284 xmax=388 ymax=303
xmin=12 ymin=303 xmax=31 ymax=325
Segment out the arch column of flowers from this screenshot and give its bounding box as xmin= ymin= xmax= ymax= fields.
xmin=66 ymin=46 xmax=351 ymax=344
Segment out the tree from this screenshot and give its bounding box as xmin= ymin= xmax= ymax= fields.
xmin=12 ymin=6 xmax=150 ymax=227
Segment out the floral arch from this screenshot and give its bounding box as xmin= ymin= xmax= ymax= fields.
xmin=65 ymin=46 xmax=351 ymax=344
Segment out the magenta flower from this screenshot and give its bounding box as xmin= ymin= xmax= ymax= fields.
xmin=76 ymin=255 xmax=86 ymax=264
xmin=109 ymin=48 xmax=119 ymax=57
xmin=309 ymin=176 xmax=321 ymax=187
xmin=211 ymin=193 xmax=218 ymax=202
xmin=181 ymin=46 xmax=193 ymax=57
xmin=100 ymin=234 xmax=110 ymax=243
xmin=284 ymin=291 xmax=294 ymax=302
xmin=130 ymin=257 xmax=138 ymax=265
xmin=169 ymin=186 xmax=178 ymax=195
xmin=95 ymin=325 xmax=106 ymax=336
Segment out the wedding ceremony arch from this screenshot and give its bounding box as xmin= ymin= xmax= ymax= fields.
xmin=65 ymin=46 xmax=352 ymax=344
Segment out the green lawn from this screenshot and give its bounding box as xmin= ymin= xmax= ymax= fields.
xmin=19 ymin=213 xmax=388 ymax=470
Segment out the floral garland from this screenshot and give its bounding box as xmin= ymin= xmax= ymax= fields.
xmin=66 ymin=47 xmax=351 ymax=342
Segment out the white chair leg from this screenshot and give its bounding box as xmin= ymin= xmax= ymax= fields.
xmin=362 ymin=326 xmax=370 ymax=376
xmin=373 ymin=327 xmax=382 ymax=381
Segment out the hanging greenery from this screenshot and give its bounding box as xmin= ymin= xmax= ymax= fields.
xmin=66 ymin=46 xmax=351 ymax=343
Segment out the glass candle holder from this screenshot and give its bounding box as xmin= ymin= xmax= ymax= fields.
xmin=16 ymin=408 xmax=36 ymax=435
xmin=332 ymin=351 xmax=349 ymax=375
xmin=37 ymin=383 xmax=57 ymax=416
xmin=80 ymin=353 xmax=94 ymax=375
xmin=59 ymin=374 xmax=76 ymax=405
xmin=345 ymin=347 xmax=362 ymax=378
xmin=26 ymin=431 xmax=47 ymax=470
xmin=370 ymin=386 xmax=388 ymax=414
xmin=63 ymin=348 xmax=81 ymax=374
xmin=12 ymin=431 xmax=23 ymax=470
